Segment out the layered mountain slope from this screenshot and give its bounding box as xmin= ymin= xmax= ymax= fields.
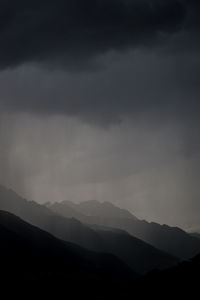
xmin=0 ymin=210 xmax=135 ymax=280
xmin=49 ymin=199 xmax=200 ymax=259
xmin=71 ymin=200 xmax=137 ymax=219
xmin=0 ymin=185 xmax=178 ymax=273
xmin=0 ymin=210 xmax=199 ymax=299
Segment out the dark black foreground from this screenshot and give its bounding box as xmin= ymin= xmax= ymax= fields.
xmin=0 ymin=210 xmax=199 ymax=299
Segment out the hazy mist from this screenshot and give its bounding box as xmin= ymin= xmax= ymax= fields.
xmin=0 ymin=0 xmax=200 ymax=231
xmin=0 ymin=108 xmax=199 ymax=230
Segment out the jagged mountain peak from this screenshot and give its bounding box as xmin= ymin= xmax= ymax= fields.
xmin=62 ymin=199 xmax=138 ymax=220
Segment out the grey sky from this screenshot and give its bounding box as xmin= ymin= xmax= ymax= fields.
xmin=0 ymin=0 xmax=200 ymax=230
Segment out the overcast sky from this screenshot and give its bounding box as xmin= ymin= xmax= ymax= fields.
xmin=0 ymin=0 xmax=200 ymax=230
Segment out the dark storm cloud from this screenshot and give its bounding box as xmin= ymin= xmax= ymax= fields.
xmin=0 ymin=0 xmax=198 ymax=69
xmin=0 ymin=51 xmax=200 ymax=123
xmin=0 ymin=1 xmax=199 ymax=230
xmin=0 ymin=0 xmax=199 ymax=121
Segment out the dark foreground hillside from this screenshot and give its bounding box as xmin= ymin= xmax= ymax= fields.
xmin=0 ymin=185 xmax=179 ymax=274
xmin=0 ymin=210 xmax=136 ymax=299
xmin=135 ymin=253 xmax=200 ymax=298
xmin=0 ymin=210 xmax=199 ymax=299
xmin=0 ymin=210 xmax=135 ymax=279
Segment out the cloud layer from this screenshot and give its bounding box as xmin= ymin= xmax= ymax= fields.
xmin=0 ymin=0 xmax=199 ymax=122
xmin=0 ymin=0 xmax=199 ymax=69
xmin=0 ymin=1 xmax=199 ymax=230
xmin=0 ymin=114 xmax=199 ymax=229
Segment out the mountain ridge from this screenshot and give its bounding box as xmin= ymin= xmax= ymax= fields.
xmin=0 ymin=209 xmax=199 ymax=299
xmin=0 ymin=185 xmax=179 ymax=273
xmin=0 ymin=209 xmax=136 ymax=281
xmin=48 ymin=198 xmax=200 ymax=259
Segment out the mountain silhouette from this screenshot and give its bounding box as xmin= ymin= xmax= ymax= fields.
xmin=49 ymin=199 xmax=200 ymax=259
xmin=0 ymin=210 xmax=135 ymax=279
xmin=134 ymin=253 xmax=200 ymax=298
xmin=0 ymin=185 xmax=178 ymax=273
xmin=0 ymin=209 xmax=139 ymax=299
xmin=65 ymin=200 xmax=137 ymax=219
xmin=0 ymin=209 xmax=199 ymax=299
xmin=0 ymin=186 xmax=199 ymax=299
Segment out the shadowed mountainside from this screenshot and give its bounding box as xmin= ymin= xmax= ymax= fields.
xmin=0 ymin=210 xmax=135 ymax=280
xmin=190 ymin=232 xmax=200 ymax=239
xmin=61 ymin=200 xmax=138 ymax=220
xmin=134 ymin=253 xmax=200 ymax=298
xmin=49 ymin=199 xmax=200 ymax=259
xmin=0 ymin=186 xmax=200 ymax=299
xmin=0 ymin=209 xmax=199 ymax=299
xmin=0 ymin=185 xmax=178 ymax=273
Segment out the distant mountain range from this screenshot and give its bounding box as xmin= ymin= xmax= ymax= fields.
xmin=0 ymin=210 xmax=137 ymax=299
xmin=0 ymin=210 xmax=134 ymax=280
xmin=54 ymin=199 xmax=138 ymax=220
xmin=48 ymin=199 xmax=200 ymax=259
xmin=0 ymin=184 xmax=199 ymax=299
xmin=47 ymin=199 xmax=138 ymax=221
xmin=0 ymin=185 xmax=178 ymax=274
xmin=0 ymin=209 xmax=199 ymax=299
